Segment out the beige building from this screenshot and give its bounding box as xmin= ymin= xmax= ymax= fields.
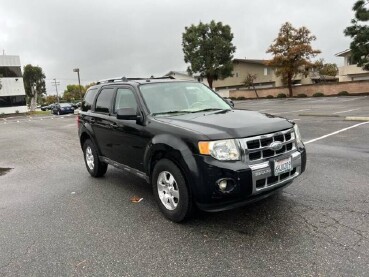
xmin=335 ymin=49 xmax=369 ymax=82
xmin=213 ymin=59 xmax=332 ymax=95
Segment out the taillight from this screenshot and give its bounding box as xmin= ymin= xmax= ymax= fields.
xmin=77 ymin=114 xmax=80 ymax=128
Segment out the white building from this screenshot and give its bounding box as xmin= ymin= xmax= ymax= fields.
xmin=0 ymin=55 xmax=27 ymax=114
xmin=335 ymin=49 xmax=369 ymax=82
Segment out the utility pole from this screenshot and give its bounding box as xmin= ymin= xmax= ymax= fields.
xmin=52 ymin=78 xmax=60 ymax=104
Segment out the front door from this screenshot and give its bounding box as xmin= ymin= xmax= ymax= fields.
xmin=109 ymin=87 xmax=149 ymax=171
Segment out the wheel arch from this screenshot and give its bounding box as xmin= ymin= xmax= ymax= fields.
xmin=79 ymin=129 xmax=102 ymax=156
xmin=144 ymin=135 xmax=199 ymax=194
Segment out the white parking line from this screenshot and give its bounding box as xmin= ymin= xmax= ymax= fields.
xmin=333 ymin=108 xmax=361 ymax=114
xmin=272 ymin=109 xmax=311 ymax=115
xmin=339 ymin=97 xmax=365 ymax=102
xmin=305 ymin=121 xmax=369 ymax=144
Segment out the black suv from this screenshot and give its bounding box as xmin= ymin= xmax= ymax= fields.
xmin=78 ymin=77 xmax=306 ymax=222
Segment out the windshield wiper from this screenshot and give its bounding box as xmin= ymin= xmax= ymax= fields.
xmin=190 ymin=108 xmax=231 ymax=113
xmin=152 ymin=110 xmax=192 ymax=116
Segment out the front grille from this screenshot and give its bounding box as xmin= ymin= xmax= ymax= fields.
xmin=256 ymin=167 xmax=297 ymax=189
xmin=240 ymin=128 xmax=296 ymax=162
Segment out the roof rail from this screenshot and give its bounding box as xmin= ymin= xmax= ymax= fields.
xmin=96 ymin=75 xmax=175 ymax=85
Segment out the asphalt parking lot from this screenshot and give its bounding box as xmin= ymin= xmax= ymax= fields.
xmin=0 ymin=96 xmax=368 ymax=276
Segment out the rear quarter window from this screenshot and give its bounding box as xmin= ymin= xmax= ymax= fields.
xmin=82 ymin=88 xmax=98 ymax=112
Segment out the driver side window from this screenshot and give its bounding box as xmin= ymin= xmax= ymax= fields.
xmin=114 ymin=88 xmax=138 ymax=112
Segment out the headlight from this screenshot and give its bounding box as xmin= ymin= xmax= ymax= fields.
xmin=294 ymin=124 xmax=304 ymax=148
xmin=198 ymin=139 xmax=240 ymax=161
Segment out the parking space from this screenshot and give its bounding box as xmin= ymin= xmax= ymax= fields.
xmin=0 ymin=97 xmax=368 ymax=276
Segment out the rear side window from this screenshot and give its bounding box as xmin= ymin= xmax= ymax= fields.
xmin=82 ymin=88 xmax=98 ymax=112
xmin=95 ymin=88 xmax=115 ymax=113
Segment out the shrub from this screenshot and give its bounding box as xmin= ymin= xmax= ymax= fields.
xmin=266 ymin=95 xmax=274 ymax=99
xmin=313 ymin=92 xmax=324 ymax=97
xmin=297 ymin=93 xmax=307 ymax=98
xmin=337 ymin=91 xmax=349 ymax=96
xmin=277 ymin=93 xmax=287 ymax=98
xmin=229 ymin=97 xmax=237 ymax=100
xmin=237 ymin=96 xmax=246 ymax=100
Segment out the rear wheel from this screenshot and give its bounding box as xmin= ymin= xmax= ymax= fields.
xmin=83 ymin=139 xmax=108 ymax=177
xmin=152 ymin=159 xmax=193 ymax=222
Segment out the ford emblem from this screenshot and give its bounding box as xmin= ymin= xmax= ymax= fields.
xmin=269 ymin=141 xmax=283 ymax=151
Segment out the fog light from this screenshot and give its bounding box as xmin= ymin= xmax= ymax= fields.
xmin=219 ymin=180 xmax=228 ymax=191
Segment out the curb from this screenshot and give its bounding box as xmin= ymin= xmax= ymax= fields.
xmin=298 ymin=113 xmax=340 ymax=117
xmin=345 ymin=116 xmax=369 ymax=122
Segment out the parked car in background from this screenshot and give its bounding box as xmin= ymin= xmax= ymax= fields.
xmin=70 ymin=103 xmax=79 ymax=109
xmin=41 ymin=104 xmax=56 ymax=111
xmin=52 ymin=103 xmax=74 ymax=115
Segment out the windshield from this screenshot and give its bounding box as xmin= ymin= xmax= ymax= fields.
xmin=139 ymin=82 xmax=231 ymax=115
xmin=60 ymin=103 xmax=71 ymax=107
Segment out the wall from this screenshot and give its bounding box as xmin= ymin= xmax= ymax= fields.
xmin=0 ymin=78 xmax=26 ymax=96
xmin=0 ymin=106 xmax=28 ymax=114
xmin=229 ymin=80 xmax=369 ymax=98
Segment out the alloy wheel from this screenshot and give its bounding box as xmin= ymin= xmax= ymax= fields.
xmin=157 ymin=171 xmax=179 ymax=210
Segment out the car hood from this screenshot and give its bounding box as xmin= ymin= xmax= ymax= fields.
xmin=154 ymin=109 xmax=293 ymax=140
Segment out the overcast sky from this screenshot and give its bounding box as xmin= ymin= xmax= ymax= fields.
xmin=0 ymin=0 xmax=355 ymax=94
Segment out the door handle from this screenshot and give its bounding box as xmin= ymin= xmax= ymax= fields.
xmin=90 ymin=118 xmax=95 ymax=123
xmin=110 ymin=123 xmax=118 ymax=129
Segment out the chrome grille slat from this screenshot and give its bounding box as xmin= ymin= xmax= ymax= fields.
xmin=239 ymin=128 xmax=296 ymax=163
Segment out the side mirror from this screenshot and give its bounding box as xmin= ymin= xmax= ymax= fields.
xmin=116 ymin=108 xmax=138 ymax=120
xmin=224 ymin=98 xmax=234 ymax=108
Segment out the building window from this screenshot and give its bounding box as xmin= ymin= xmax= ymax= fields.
xmin=0 ymin=67 xmax=22 ymax=78
xmin=264 ymin=68 xmax=268 ymax=76
xmin=0 ymin=95 xmax=26 ymax=108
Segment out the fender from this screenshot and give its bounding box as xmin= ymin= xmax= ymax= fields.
xmin=144 ymin=134 xmax=201 ymax=193
xmin=79 ymin=122 xmax=103 ymax=156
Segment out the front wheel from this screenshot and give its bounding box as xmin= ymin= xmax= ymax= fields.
xmin=83 ymin=139 xmax=108 ymax=177
xmin=152 ymin=159 xmax=193 ymax=222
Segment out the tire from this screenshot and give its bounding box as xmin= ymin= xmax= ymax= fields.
xmin=152 ymin=159 xmax=193 ymax=222
xmin=83 ymin=139 xmax=108 ymax=177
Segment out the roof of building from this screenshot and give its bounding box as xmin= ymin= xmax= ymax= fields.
xmin=0 ymin=55 xmax=21 ymax=67
xmin=335 ymin=49 xmax=351 ymax=57
xmin=164 ymin=71 xmax=189 ymax=76
xmin=233 ymin=58 xmax=270 ymax=65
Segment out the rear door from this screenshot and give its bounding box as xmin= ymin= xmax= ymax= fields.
xmin=90 ymin=87 xmax=116 ymax=159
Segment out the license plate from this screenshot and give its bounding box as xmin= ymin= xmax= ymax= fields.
xmin=274 ymin=157 xmax=292 ymax=176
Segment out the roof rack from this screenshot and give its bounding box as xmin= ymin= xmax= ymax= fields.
xmin=96 ymin=75 xmax=175 ymax=85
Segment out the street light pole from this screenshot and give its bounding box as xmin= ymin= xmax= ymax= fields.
xmin=73 ymin=68 xmax=82 ymax=100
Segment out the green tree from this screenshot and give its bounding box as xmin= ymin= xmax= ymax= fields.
xmin=344 ymin=0 xmax=369 ymax=70
xmin=182 ymin=20 xmax=236 ymax=88
xmin=266 ymin=22 xmax=321 ymax=97
xmin=84 ymin=82 xmax=96 ymax=91
xmin=23 ymin=64 xmax=46 ymax=111
xmin=43 ymin=95 xmax=58 ymax=105
xmin=243 ymin=73 xmax=259 ymax=98
xmin=63 ymin=84 xmax=86 ymax=102
xmin=314 ymin=59 xmax=338 ymax=81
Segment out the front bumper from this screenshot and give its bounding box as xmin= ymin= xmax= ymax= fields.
xmin=193 ymin=149 xmax=306 ymax=212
